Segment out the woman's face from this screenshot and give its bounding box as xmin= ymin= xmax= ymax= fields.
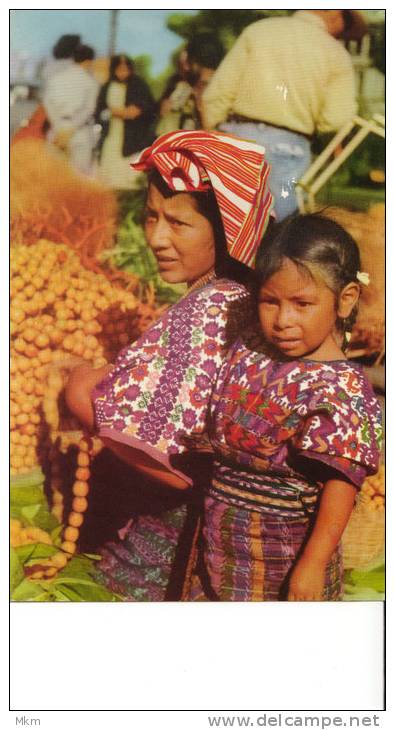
xmin=115 ymin=60 xmax=131 ymax=82
xmin=144 ymin=184 xmax=216 ymax=285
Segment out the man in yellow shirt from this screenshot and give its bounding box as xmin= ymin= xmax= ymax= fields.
xmin=201 ymin=10 xmax=366 ymax=219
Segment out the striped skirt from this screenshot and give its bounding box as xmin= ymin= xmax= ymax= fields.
xmin=188 ymin=497 xmax=343 ymax=601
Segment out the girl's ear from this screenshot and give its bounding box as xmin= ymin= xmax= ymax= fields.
xmin=337 ymin=282 xmax=360 ymax=318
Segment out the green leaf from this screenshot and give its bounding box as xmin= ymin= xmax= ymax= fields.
xmin=83 ymin=553 xmax=102 ymax=561
xmin=52 ymin=576 xmax=104 ymax=588
xmin=343 ymin=586 xmax=384 ymax=601
xmin=350 ymin=568 xmax=385 ymax=594
xmin=54 ymin=581 xmax=120 ymax=602
xmin=10 ymin=484 xmax=45 ymax=507
xmin=14 ymin=544 xmax=39 ymax=564
xmin=10 ymin=468 xmax=45 ymax=489
xmin=52 ymin=587 xmax=74 ymax=602
xmin=20 ymin=504 xmax=41 ymax=524
xmin=16 ymin=543 xmax=59 ymax=566
xmin=10 ymin=547 xmax=25 ymax=592
xmin=60 ymin=554 xmax=98 ymax=577
xmin=50 ymin=524 xmax=64 ymax=544
xmin=31 ymin=507 xmax=59 ymax=532
xmin=11 ymin=578 xmax=49 ymax=602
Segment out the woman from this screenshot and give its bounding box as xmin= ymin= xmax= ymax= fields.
xmin=156 ymin=49 xmax=198 ymax=136
xmin=66 ymin=130 xmax=274 ymax=600
xmin=95 ymin=54 xmax=156 ymax=190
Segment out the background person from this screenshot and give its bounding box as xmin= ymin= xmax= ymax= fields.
xmin=201 ymin=10 xmax=366 ymax=220
xmin=43 ymin=43 xmax=99 ymax=175
xmin=95 ymin=54 xmax=156 ymax=190
xmin=156 ymin=49 xmax=197 ymax=135
xmin=40 ymin=33 xmax=82 ymax=89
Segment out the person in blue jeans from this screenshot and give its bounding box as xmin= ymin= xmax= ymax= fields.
xmin=220 ymin=121 xmax=311 ymax=220
xmin=201 ymin=10 xmax=366 ymax=220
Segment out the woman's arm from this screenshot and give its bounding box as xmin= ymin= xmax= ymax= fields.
xmin=65 ymin=363 xmax=113 ymax=430
xmin=100 ymin=438 xmax=190 ymax=490
xmin=288 ymin=479 xmax=357 ymax=601
xmin=65 ymin=364 xmax=190 ymax=490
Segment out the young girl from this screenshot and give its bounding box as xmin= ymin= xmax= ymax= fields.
xmin=187 ymin=213 xmax=382 ymax=601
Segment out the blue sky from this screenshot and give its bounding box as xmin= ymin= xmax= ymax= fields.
xmin=10 ymin=9 xmax=198 ymax=75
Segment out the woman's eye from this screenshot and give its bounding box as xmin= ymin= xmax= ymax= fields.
xmin=144 ymin=213 xmax=157 ymax=224
xmin=296 ymin=301 xmax=312 ymax=308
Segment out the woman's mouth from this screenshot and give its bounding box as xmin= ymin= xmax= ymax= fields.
xmin=156 ymin=256 xmax=178 ymax=269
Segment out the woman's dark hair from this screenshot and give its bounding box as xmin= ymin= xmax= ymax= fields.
xmin=73 ymin=44 xmax=95 ymax=63
xmin=109 ymin=54 xmax=134 ymax=80
xmin=146 ymin=168 xmax=253 ymax=286
xmin=255 ymin=212 xmax=362 ymax=342
xmin=52 ymin=34 xmax=81 ymax=60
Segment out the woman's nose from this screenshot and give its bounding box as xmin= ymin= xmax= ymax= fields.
xmin=147 ymin=219 xmax=170 ymax=250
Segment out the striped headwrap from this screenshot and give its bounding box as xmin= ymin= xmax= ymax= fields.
xmin=130 ymin=130 xmax=274 ymax=268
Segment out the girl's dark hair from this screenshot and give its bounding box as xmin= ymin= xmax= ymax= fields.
xmin=255 ymin=213 xmax=362 ymax=341
xmin=109 ymin=54 xmax=134 ymax=80
xmin=147 ymin=168 xmax=254 ymax=286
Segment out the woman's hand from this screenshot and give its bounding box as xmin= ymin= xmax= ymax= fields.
xmin=110 ymin=104 xmax=141 ymax=120
xmin=109 ymin=105 xmax=124 ymax=118
xmin=288 ymin=556 xmax=326 ymax=601
xmin=123 ymin=104 xmax=142 ymax=120
xmin=160 ymin=98 xmax=172 ymax=117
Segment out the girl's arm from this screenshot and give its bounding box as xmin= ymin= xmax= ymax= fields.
xmin=288 ymin=479 xmax=357 ymax=601
xmin=65 ymin=364 xmax=190 ymax=491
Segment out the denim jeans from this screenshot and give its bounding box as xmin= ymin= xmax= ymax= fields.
xmin=220 ymin=121 xmax=312 ymax=221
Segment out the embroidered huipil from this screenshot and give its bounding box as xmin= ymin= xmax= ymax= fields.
xmin=208 ymin=337 xmax=382 ymax=515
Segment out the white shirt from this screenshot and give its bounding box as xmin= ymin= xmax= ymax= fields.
xmin=44 ymin=63 xmax=99 ymax=132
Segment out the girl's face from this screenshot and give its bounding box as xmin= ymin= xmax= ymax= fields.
xmin=258 ymin=258 xmax=343 ymax=361
xmin=115 ymin=60 xmax=131 ymax=82
xmin=144 ymin=184 xmax=216 ymax=285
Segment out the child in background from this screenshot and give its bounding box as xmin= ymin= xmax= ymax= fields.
xmin=189 ymin=213 xmax=382 ymax=601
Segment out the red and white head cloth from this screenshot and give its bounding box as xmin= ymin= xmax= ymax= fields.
xmin=130 ymin=130 xmax=275 ymax=269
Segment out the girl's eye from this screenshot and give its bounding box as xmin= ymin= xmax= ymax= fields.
xmin=144 ymin=212 xmax=157 ymax=223
xmin=260 ymin=299 xmax=277 ymax=306
xmin=296 ymin=301 xmax=312 ymax=308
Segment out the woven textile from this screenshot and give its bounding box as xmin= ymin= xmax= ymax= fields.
xmin=130 ymin=130 xmax=274 ymax=268
xmin=189 ymin=497 xmax=343 ymax=601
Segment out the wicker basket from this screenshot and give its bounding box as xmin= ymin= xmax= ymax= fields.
xmin=342 ymin=498 xmax=385 ymax=571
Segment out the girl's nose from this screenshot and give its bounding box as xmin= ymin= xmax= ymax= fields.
xmin=275 ymin=303 xmax=294 ymax=329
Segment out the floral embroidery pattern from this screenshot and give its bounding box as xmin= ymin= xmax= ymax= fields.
xmin=93 ymin=280 xmax=251 ymax=460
